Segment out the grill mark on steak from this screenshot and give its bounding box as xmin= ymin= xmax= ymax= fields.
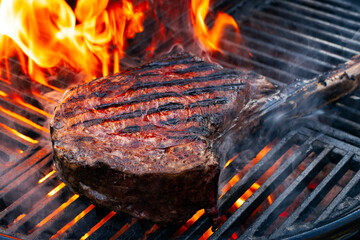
xmin=127 ymin=71 xmax=241 ymax=91
xmin=62 ymin=80 xmax=243 ymax=120
xmin=94 ymin=83 xmax=243 ymax=110
xmin=66 ymin=70 xmax=239 ymax=105
xmin=76 ymin=96 xmax=229 ymax=128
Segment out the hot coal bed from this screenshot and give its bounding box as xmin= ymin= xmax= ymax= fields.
xmin=1 ymin=0 xmax=360 ymax=239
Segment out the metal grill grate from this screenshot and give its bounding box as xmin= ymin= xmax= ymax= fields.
xmin=0 ymin=0 xmax=360 ymax=239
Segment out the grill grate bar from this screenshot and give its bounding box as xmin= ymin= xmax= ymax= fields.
xmin=321 ymin=0 xmax=360 ymax=10
xmin=299 ymin=127 xmax=360 ymax=154
xmin=0 ymin=148 xmax=49 ymax=190
xmin=304 ymin=120 xmax=360 ymax=149
xmin=238 ymin=25 xmax=348 ymax=64
xmin=213 ymin=52 xmax=293 ymax=86
xmin=242 ymin=145 xmax=333 ymax=237
xmin=180 ymin=214 xmax=212 ymax=240
xmin=244 ymin=17 xmax=359 ymax=59
xmin=334 ymin=103 xmax=360 ymax=123
xmin=273 ymin=1 xmax=360 ymax=30
xmin=291 ymin=0 xmax=360 ymax=20
xmin=252 ymin=8 xmax=360 ymax=52
xmin=6 ymin=184 xmax=68 ymax=235
xmin=315 ymin=165 xmax=360 ymax=224
xmin=0 ymin=127 xmax=37 ymax=149
xmin=211 ymin=135 xmax=318 ymax=239
xmin=219 ymin=38 xmax=320 ymax=78
xmin=218 ymin=130 xmax=301 ymax=214
xmin=0 ymin=174 xmax=56 ymax=221
xmin=26 ymin=194 xmax=80 ymax=240
xmin=264 ymin=4 xmax=359 ymax=39
xmin=271 ymin=152 xmax=353 ymax=238
xmin=239 ymin=33 xmax=335 ymax=71
xmin=319 ymin=114 xmax=360 ymax=139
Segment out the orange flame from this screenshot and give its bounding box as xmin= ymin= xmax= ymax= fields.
xmin=191 ymin=0 xmax=239 ymax=52
xmin=0 ymin=0 xmax=148 ymax=85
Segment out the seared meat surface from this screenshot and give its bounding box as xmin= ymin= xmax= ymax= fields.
xmin=51 ymin=52 xmax=275 ymax=223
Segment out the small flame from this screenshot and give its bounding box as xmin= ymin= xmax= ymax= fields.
xmin=190 ymin=0 xmax=239 ymax=52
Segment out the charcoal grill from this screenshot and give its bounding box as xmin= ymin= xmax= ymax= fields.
xmin=1 ymin=0 xmax=360 ymax=239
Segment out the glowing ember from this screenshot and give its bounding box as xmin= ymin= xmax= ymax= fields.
xmin=0 ymin=122 xmax=38 ymax=144
xmin=13 ymin=213 xmax=26 ymax=224
xmin=30 ymin=194 xmax=79 ymax=233
xmin=38 ymin=170 xmax=56 ymax=184
xmin=13 ymin=94 xmax=52 ymax=118
xmin=191 ymin=0 xmax=239 ymax=52
xmin=50 ymin=204 xmax=96 ymax=240
xmin=231 ymin=232 xmax=239 ymax=239
xmin=142 ymin=224 xmax=159 ymax=239
xmin=47 ymin=182 xmax=66 ymax=196
xmin=200 ymin=227 xmax=214 ymax=240
xmin=109 ymin=218 xmax=137 ymax=240
xmin=223 ymin=152 xmax=240 ymax=169
xmin=173 ymin=209 xmax=205 ymax=237
xmin=231 ymin=182 xmax=273 ymax=211
xmin=0 ymin=90 xmax=8 ymax=97
xmin=220 ymin=143 xmax=274 ymax=198
xmin=80 ymin=211 xmax=116 ymax=240
xmin=0 ymin=105 xmax=49 ymax=133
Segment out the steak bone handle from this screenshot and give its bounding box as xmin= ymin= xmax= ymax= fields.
xmin=261 ymin=55 xmax=360 ymax=120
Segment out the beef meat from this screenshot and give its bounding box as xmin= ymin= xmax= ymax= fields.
xmin=50 ymin=52 xmax=275 ymax=223
xmin=50 ymin=52 xmax=360 ymax=223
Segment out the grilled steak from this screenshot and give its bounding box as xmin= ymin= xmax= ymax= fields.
xmin=51 ymin=52 xmax=360 ymax=223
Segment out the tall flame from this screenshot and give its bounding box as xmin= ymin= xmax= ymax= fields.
xmin=0 ymin=0 xmax=148 ymax=83
xmin=191 ymin=0 xmax=239 ymax=52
